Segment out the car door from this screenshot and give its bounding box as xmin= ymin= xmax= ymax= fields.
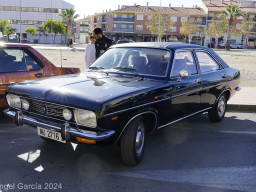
xmin=165 ymin=50 xmax=202 ymax=122
xmin=194 ymin=50 xmax=227 ymax=109
xmin=0 ymin=47 xmax=44 ymax=107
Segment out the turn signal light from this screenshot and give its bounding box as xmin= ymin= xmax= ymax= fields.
xmin=76 ymin=137 xmax=96 ymax=144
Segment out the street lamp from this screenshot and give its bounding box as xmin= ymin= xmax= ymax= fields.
xmin=19 ymin=0 xmax=22 ymax=43
xmin=158 ymin=0 xmax=162 ymax=42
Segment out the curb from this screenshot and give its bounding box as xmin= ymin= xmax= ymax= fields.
xmin=227 ymin=104 xmax=256 ymax=112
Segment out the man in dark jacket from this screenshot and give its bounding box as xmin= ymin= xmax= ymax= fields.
xmin=92 ymin=27 xmax=114 ymax=59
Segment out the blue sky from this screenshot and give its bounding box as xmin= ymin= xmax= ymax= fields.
xmin=65 ymin=0 xmax=202 ymax=18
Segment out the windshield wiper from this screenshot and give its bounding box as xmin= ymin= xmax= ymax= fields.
xmin=113 ymin=67 xmax=136 ymax=72
xmin=113 ymin=67 xmax=144 ymax=80
xmin=89 ymin=66 xmax=105 ymax=70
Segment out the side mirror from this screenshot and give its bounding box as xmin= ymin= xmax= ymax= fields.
xmin=179 ymin=70 xmax=188 ymax=79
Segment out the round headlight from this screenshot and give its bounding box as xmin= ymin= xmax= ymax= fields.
xmin=21 ymin=99 xmax=30 ymax=110
xmin=63 ymin=109 xmax=72 ymax=121
xmin=74 ymin=109 xmax=97 ymax=128
xmin=6 ymin=94 xmax=21 ymax=109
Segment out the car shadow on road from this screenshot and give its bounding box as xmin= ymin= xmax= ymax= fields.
xmin=1 ymin=112 xmax=256 ymax=176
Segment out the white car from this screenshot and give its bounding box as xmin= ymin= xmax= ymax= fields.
xmin=230 ymin=43 xmax=238 ymax=49
xmin=236 ymin=44 xmax=244 ymax=49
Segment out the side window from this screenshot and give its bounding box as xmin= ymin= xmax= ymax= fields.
xmin=23 ymin=52 xmax=41 ymax=71
xmin=171 ymin=51 xmax=197 ymax=77
xmin=196 ymin=51 xmax=220 ymax=73
xmin=0 ymin=48 xmax=26 ymax=73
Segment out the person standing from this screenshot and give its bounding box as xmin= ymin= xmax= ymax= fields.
xmin=84 ymin=35 xmax=96 ymax=68
xmin=92 ymin=27 xmax=114 ymax=59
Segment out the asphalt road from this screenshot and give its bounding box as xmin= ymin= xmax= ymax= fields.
xmin=0 ymin=111 xmax=256 ymax=192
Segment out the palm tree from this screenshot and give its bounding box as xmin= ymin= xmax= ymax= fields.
xmin=59 ymin=8 xmax=79 ymax=44
xmin=220 ymin=5 xmax=243 ymax=50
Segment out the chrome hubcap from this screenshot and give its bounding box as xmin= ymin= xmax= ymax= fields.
xmin=135 ymin=124 xmax=144 ymax=156
xmin=217 ymin=96 xmax=226 ymax=117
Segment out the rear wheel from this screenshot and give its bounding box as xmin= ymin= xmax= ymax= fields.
xmin=208 ymin=93 xmax=227 ymax=122
xmin=121 ymin=117 xmax=145 ymax=165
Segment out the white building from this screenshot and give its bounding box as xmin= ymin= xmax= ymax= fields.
xmin=0 ymin=0 xmax=74 ymax=44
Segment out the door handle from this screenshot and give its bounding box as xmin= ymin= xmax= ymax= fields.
xmin=34 ymin=73 xmax=43 ymax=78
xmin=221 ymin=74 xmax=226 ymax=78
xmin=195 ymin=79 xmax=201 ymax=84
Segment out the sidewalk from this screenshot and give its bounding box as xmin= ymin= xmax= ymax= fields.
xmin=228 ymin=87 xmax=256 ymax=112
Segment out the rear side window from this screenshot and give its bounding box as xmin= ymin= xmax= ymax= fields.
xmin=171 ymin=51 xmax=197 ymax=77
xmin=0 ymin=48 xmax=41 ymax=73
xmin=195 ymin=51 xmax=220 ymax=73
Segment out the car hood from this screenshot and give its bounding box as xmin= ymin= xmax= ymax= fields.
xmin=8 ymin=72 xmax=166 ymax=110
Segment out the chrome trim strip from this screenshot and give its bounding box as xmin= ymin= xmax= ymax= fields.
xmin=171 ymin=88 xmax=202 ymax=99
xmin=201 ymin=77 xmax=239 ymax=91
xmin=104 ymin=97 xmax=170 ymax=117
xmin=114 ymin=111 xmax=157 ymax=144
xmin=158 ymin=107 xmax=212 ymax=129
xmin=4 ymin=109 xmax=115 ymax=141
xmin=0 ymin=83 xmax=13 ymax=86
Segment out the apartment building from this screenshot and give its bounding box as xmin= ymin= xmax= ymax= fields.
xmin=0 ymin=0 xmax=74 ymax=44
xmin=76 ymin=4 xmax=207 ymax=44
xmin=76 ymin=0 xmax=256 ymax=46
xmin=201 ymin=0 xmax=256 ymax=47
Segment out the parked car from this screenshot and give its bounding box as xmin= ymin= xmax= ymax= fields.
xmin=4 ymin=42 xmax=240 ymax=165
xmin=116 ymin=39 xmax=135 ymax=44
xmin=218 ymin=43 xmax=226 ymax=49
xmin=230 ymin=43 xmax=238 ymax=49
xmin=0 ymin=43 xmax=80 ymax=109
xmin=236 ymin=44 xmax=244 ymax=49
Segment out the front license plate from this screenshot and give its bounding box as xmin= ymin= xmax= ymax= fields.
xmin=37 ymin=127 xmax=66 ymax=143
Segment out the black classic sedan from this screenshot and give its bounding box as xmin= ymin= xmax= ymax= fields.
xmin=4 ymin=42 xmax=240 ymax=165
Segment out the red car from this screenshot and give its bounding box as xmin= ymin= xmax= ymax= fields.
xmin=0 ymin=43 xmax=80 ymax=109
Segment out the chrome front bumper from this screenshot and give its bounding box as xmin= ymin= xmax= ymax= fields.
xmin=4 ymin=109 xmax=115 ymax=141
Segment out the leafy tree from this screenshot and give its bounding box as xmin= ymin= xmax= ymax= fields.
xmin=59 ymin=8 xmax=79 ymax=42
xmin=0 ymin=19 xmax=13 ymax=36
xmin=43 ymin=19 xmax=66 ymax=43
xmin=237 ymin=16 xmax=254 ymax=49
xmin=25 ymin=27 xmax=37 ymax=42
xmin=204 ymin=17 xmax=228 ymax=48
xmin=180 ymin=20 xmax=199 ymax=44
xmin=37 ymin=25 xmax=47 ymax=43
xmin=145 ymin=13 xmax=174 ymax=42
xmin=220 ymin=5 xmax=243 ymax=50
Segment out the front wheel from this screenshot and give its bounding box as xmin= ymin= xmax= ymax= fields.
xmin=120 ymin=117 xmax=145 ymax=165
xmin=208 ymin=93 xmax=227 ymax=122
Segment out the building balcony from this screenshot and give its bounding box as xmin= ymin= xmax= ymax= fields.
xmin=80 ymin=24 xmax=89 ymax=27
xmin=102 ymin=19 xmax=107 ymax=22
xmin=80 ymin=31 xmax=89 ymax=34
xmin=114 ymin=28 xmax=134 ymax=32
xmin=114 ymin=18 xmax=134 ymax=22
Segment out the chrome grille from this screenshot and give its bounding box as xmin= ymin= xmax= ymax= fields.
xmin=31 ymin=100 xmax=66 ymax=119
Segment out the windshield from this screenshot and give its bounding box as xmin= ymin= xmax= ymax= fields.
xmin=88 ymin=48 xmax=171 ymax=77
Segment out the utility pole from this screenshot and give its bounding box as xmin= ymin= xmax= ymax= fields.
xmin=19 ymin=0 xmax=22 ymax=43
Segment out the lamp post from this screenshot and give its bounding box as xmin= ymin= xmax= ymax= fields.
xmin=158 ymin=0 xmax=162 ymax=42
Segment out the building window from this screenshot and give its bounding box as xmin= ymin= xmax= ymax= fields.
xmin=170 ymin=26 xmax=177 ymax=32
xmin=181 ymin=17 xmax=188 ymax=22
xmin=147 ymin=15 xmax=152 ymax=20
xmin=136 ymin=25 xmax=143 ymax=31
xmin=171 ymin=16 xmax=177 ymax=22
xmin=137 ymin=15 xmax=144 ymax=20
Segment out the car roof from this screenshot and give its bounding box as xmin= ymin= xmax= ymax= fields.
xmin=111 ymin=42 xmax=230 ymax=68
xmin=0 ymin=42 xmax=32 ymax=48
xmin=112 ymin=42 xmax=203 ymax=50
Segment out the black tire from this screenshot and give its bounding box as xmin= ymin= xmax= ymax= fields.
xmin=208 ymin=93 xmax=227 ymax=122
xmin=120 ymin=117 xmax=145 ymax=165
